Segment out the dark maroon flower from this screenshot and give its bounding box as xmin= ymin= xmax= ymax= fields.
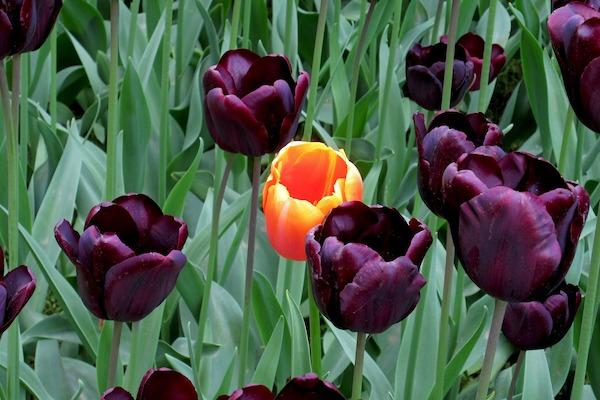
xmin=405 ymin=40 xmax=475 ymax=110
xmin=0 ymin=248 xmax=36 ymax=335
xmin=442 ymin=149 xmax=590 ymax=302
xmin=552 ymin=0 xmax=600 ymax=11
xmin=100 ymin=368 xmax=198 ymax=400
xmin=502 ymin=283 xmax=581 ymax=350
xmin=548 ymin=3 xmax=600 ymax=133
xmin=0 ymin=0 xmax=62 ymax=60
xmin=203 ymin=49 xmax=310 ymax=156
xmin=218 ymin=373 xmax=345 ymax=400
xmin=456 ymin=33 xmax=506 ymax=91
xmin=415 ymin=110 xmax=503 ymax=217
xmin=54 ymin=194 xmax=188 ymax=322
xmin=306 ymin=201 xmax=432 ymax=333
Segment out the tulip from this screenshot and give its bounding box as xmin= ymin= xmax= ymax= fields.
xmin=217 ymin=373 xmax=346 ymax=400
xmin=306 ymin=201 xmax=432 ymax=333
xmin=54 ymin=194 xmax=188 ymax=322
xmin=0 ymin=248 xmax=36 ymax=335
xmin=100 ymin=368 xmax=198 ymax=400
xmin=502 ymin=283 xmax=581 ymax=350
xmin=548 ymin=2 xmax=600 ymax=133
xmin=263 ymin=141 xmax=363 ymax=261
xmin=442 ymin=149 xmax=590 ymax=302
xmin=414 ymin=110 xmax=503 ymax=217
xmin=0 ymin=0 xmax=62 ymax=59
xmin=405 ymin=40 xmax=475 ymax=110
xmin=552 ymin=0 xmax=600 ymax=11
xmin=456 ymin=33 xmax=506 ymax=91
xmin=203 ymin=49 xmax=310 ymax=156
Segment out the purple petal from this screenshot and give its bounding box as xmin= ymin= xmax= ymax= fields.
xmin=0 ymin=10 xmax=12 ymax=59
xmin=84 ymin=202 xmax=139 ymax=249
xmin=137 ymin=368 xmax=198 ymax=400
xmin=54 ymin=219 xmax=80 ymax=266
xmin=579 ymin=56 xmax=600 ymax=133
xmin=406 ymin=65 xmax=443 ymax=110
xmin=0 ymin=284 xmax=6 ymax=328
xmin=239 ymin=55 xmax=294 ymax=96
xmin=241 ymin=81 xmax=294 ymax=139
xmin=100 ymin=387 xmax=134 ymax=400
xmin=276 ymin=373 xmax=345 ymax=400
xmin=406 ymin=218 xmax=433 ymax=266
xmin=19 ymin=0 xmax=62 ymax=53
xmin=215 ymin=49 xmax=261 ymax=94
xmin=441 ymin=163 xmax=488 ymax=215
xmin=112 ymin=193 xmax=163 ymax=237
xmin=74 ymin=227 xmax=106 ymax=319
xmin=0 ymin=266 xmax=36 ymax=332
xmin=90 ymin=233 xmax=135 ymax=285
xmin=147 ymin=216 xmax=188 ymax=254
xmin=219 ymin=385 xmax=275 ymax=400
xmin=502 ymin=301 xmax=554 ymax=350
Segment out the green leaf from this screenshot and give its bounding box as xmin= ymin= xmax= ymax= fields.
xmin=35 ymin=340 xmax=70 ymax=399
xmin=251 ymin=317 xmax=284 ymax=387
xmin=286 ymin=292 xmax=310 ymax=376
xmin=164 ymin=139 xmax=204 ymax=215
xmin=522 ymin=350 xmax=554 ymax=400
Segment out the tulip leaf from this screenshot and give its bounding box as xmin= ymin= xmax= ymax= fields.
xmin=35 ymin=340 xmax=70 ymax=400
xmin=286 ymin=292 xmax=311 ymax=376
xmin=65 ymin=31 xmax=105 ymax=94
xmin=60 ymin=0 xmax=107 ymax=57
xmin=164 ymin=139 xmax=204 ymax=215
xmin=251 ymin=317 xmax=284 ymax=388
xmin=0 ymin=353 xmax=54 ymax=400
xmin=22 ymin=314 xmax=81 ymax=345
xmin=252 ymin=272 xmax=285 ymax=345
xmin=522 ymin=350 xmax=554 ymax=400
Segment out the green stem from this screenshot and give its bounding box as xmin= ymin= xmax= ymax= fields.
xmin=276 ymin=258 xmax=294 ymax=303
xmin=107 ymin=322 xmax=123 ymax=388
xmin=238 ymin=156 xmax=262 ymax=386
xmin=575 ymin=121 xmax=585 ymax=180
xmin=302 ymin=0 xmax=329 ymax=141
xmin=449 ymin=267 xmax=465 ymax=353
xmin=50 ymin=27 xmax=57 ymax=136
xmin=440 ymin=0 xmax=461 ymax=110
xmin=308 ymin=266 xmax=322 ymax=375
xmin=284 ymin=0 xmax=294 ymax=56
xmin=127 ymin=0 xmax=140 ymax=59
xmin=242 ymin=0 xmax=252 ymax=48
xmin=158 ymin=0 xmax=173 ymax=205
xmin=195 ymin=156 xmax=231 ymax=389
xmin=429 ymin=0 xmax=445 ymax=44
xmin=230 ymin=0 xmax=242 ymax=48
xmin=507 ymin=350 xmax=525 ymax=400
xmin=345 ymin=0 xmax=375 ymax=157
xmin=19 ymin=55 xmax=28 ymax=169
xmin=431 ymin=229 xmax=455 ymax=400
xmin=571 ymin=212 xmax=600 ymax=400
xmin=475 ymin=299 xmax=507 ymax=400
xmin=477 ymin=0 xmax=497 ymax=112
xmin=351 ymin=332 xmax=367 ymax=400
xmin=375 ymin=0 xmax=403 ymax=162
xmin=106 ymin=0 xmax=120 ymax=199
xmin=174 ymin=0 xmax=185 ymax=103
xmin=558 ymin=107 xmax=574 ymax=175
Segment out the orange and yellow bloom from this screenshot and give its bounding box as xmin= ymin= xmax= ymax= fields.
xmin=263 ymin=141 xmax=363 ymax=260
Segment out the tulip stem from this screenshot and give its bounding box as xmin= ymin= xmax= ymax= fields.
xmin=127 ymin=0 xmax=141 ymax=61
xmin=238 ymin=156 xmax=262 ymax=386
xmin=430 ymin=0 xmax=446 ymax=45
xmin=307 ymin=267 xmax=322 ymax=375
xmin=441 ymin=0 xmax=461 ymax=110
xmin=558 ymin=107 xmax=575 ymax=175
xmin=477 ymin=0 xmax=498 ymax=112
xmin=158 ymin=0 xmax=173 ymax=205
xmin=50 ymin=27 xmax=57 ymax=136
xmin=195 ymin=154 xmax=231 ymax=389
xmin=230 ymin=0 xmax=242 ymax=48
xmin=571 ymin=211 xmax=600 ymax=400
xmin=431 ymin=229 xmax=455 ymax=400
xmin=242 ymin=0 xmax=252 ymax=49
xmin=375 ymin=0 xmax=404 ymax=162
xmin=352 ymin=332 xmax=367 ymax=400
xmin=105 ymin=0 xmax=119 ymax=200
xmin=302 ymin=0 xmax=329 ymax=141
xmin=345 ymin=0 xmax=375 ymax=157
xmin=284 ymin=0 xmax=294 ymax=57
xmin=507 ymin=350 xmax=525 ymax=400
xmin=107 ymin=322 xmax=123 ymax=389
xmin=475 ymin=299 xmax=507 ymax=400
xmin=575 ymin=120 xmax=585 ymax=180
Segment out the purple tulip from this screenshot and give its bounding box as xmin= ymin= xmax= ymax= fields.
xmin=100 ymin=368 xmax=198 ymax=400
xmin=405 ymin=40 xmax=475 ymax=110
xmin=0 ymin=248 xmax=36 ymax=335
xmin=203 ymin=49 xmax=310 ymax=156
xmin=502 ymin=283 xmax=581 ymax=350
xmin=0 ymin=0 xmax=62 ymax=59
xmin=415 ymin=110 xmax=503 ymax=217
xmin=548 ymin=2 xmax=600 ymax=133
xmin=442 ymin=149 xmax=589 ymax=302
xmin=456 ymin=33 xmax=506 ymax=91
xmin=306 ymin=201 xmax=432 ymax=334
xmin=552 ymin=0 xmax=600 ymax=11
xmin=54 ymin=194 xmax=188 ymax=322
xmin=217 ymin=373 xmax=345 ymax=400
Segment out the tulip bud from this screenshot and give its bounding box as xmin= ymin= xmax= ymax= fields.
xmin=442 ymin=150 xmax=590 ymax=302
xmin=203 ymin=49 xmax=310 ymax=156
xmin=502 ymin=283 xmax=581 ymax=350
xmin=306 ymin=201 xmax=432 ymax=333
xmin=415 ymin=110 xmax=502 ymax=217
xmin=54 ymin=194 xmax=188 ymax=322
xmin=405 ymin=40 xmax=475 ymax=110
xmin=0 ymin=248 xmax=36 ymax=336
xmin=548 ymin=2 xmax=600 ymax=133
xmin=456 ymin=33 xmax=506 ymax=91
xmin=0 ymin=0 xmax=62 ymax=59
xmin=100 ymin=368 xmax=198 ymax=400
xmin=263 ymin=141 xmax=363 ymax=261
xmin=552 ymin=0 xmax=600 ymax=11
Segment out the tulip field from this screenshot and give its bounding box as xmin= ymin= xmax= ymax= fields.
xmin=3 ymin=0 xmax=600 ymax=398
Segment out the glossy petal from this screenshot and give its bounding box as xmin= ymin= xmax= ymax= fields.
xmin=19 ymin=0 xmax=62 ymax=52
xmin=0 ymin=266 xmax=36 ymax=332
xmin=241 ymin=80 xmax=294 ymax=139
xmin=218 ymin=385 xmax=275 ymax=400
xmin=136 ymin=368 xmax=198 ymax=400
xmin=90 ymin=233 xmax=135 ymax=285
xmin=276 ymin=373 xmax=345 ymax=400
xmin=0 ymin=284 xmax=7 ymax=328
xmin=240 ymin=55 xmax=294 ymax=96
xmin=84 ymin=202 xmax=138 ymax=249
xmin=104 ymin=251 xmax=186 ymax=322
xmin=579 ymin=56 xmax=600 ymax=132
xmin=214 ymin=49 xmax=260 ymax=94
xmin=406 ymin=218 xmax=434 ymax=265
xmin=54 ymin=219 xmax=80 ymax=266
xmin=0 ymin=10 xmax=12 ymax=59
xmin=406 ymin=65 xmax=443 ymax=110
xmin=100 ymin=387 xmax=134 ymax=400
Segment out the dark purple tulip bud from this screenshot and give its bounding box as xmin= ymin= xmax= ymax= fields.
xmin=306 ymin=201 xmax=432 ymax=334
xmin=203 ymin=49 xmax=310 ymax=156
xmin=54 ymin=194 xmax=188 ymax=322
xmin=502 ymin=283 xmax=581 ymax=350
xmin=405 ymin=40 xmax=475 ymax=110
xmin=548 ymin=3 xmax=600 ymax=133
xmin=415 ymin=110 xmax=503 ymax=218
xmin=100 ymin=368 xmax=198 ymax=400
xmin=217 ymin=384 xmax=275 ymax=400
xmin=442 ymin=149 xmax=590 ymax=302
xmin=552 ymin=0 xmax=600 ymax=11
xmin=0 ymin=0 xmax=62 ymax=59
xmin=456 ymin=33 xmax=506 ymax=91
xmin=0 ymin=248 xmax=36 ymax=335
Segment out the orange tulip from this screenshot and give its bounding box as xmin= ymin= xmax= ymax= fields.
xmin=263 ymin=141 xmax=363 ymax=261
